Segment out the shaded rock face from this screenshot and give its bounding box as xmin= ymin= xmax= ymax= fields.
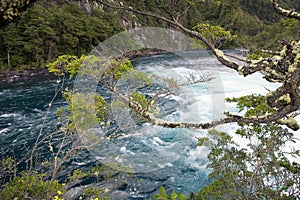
xmin=64 ymin=189 xmax=130 ymax=200
xmin=111 ymin=190 xmax=130 ymax=199
xmin=64 ymin=186 xmax=87 ymax=200
xmin=0 ymin=69 xmax=50 ymax=83
xmin=64 ymin=180 xmax=129 ymax=200
xmin=80 ymin=0 xmax=92 ymax=14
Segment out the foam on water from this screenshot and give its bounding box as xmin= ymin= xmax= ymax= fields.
xmin=0 ymin=127 xmax=10 ymax=134
xmin=134 ymin=53 xmax=300 ymax=179
xmin=0 ymin=113 xmax=22 ymax=118
xmin=0 ymin=52 xmax=299 ymax=198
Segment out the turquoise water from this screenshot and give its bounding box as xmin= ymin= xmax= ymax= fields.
xmin=0 ymin=74 xmax=64 ymax=166
xmin=0 ymin=51 xmax=285 ymax=199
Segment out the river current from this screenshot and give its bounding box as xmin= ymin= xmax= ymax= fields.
xmin=0 ymin=51 xmax=296 ymax=199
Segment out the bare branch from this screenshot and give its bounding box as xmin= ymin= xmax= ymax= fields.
xmin=29 ymin=76 xmax=66 ymax=171
xmin=181 ymin=72 xmax=214 ymax=86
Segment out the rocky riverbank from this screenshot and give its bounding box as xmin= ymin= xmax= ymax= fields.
xmin=123 ymin=48 xmax=166 ymax=59
xmin=0 ymin=68 xmax=50 ymax=83
xmin=0 ymin=48 xmax=165 ymax=84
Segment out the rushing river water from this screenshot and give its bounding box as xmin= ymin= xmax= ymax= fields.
xmin=0 ymin=51 xmax=295 ymax=199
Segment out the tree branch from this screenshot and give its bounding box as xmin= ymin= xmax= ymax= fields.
xmin=272 ymin=0 xmax=300 ymax=20
xmin=108 ymin=84 xmax=299 ymax=131
xmin=98 ymin=0 xmax=241 ymax=71
xmin=93 ymin=1 xmax=300 ymax=130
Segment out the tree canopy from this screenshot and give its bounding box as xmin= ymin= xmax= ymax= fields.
xmin=0 ymin=2 xmax=123 ymax=71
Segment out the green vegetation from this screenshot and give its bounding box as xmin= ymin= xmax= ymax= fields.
xmin=196 ymin=124 xmax=300 ymax=199
xmin=0 ymin=57 xmax=138 ymax=199
xmin=121 ymin=0 xmax=300 ymax=49
xmin=193 ymin=23 xmax=236 ymax=49
xmin=151 ymin=186 xmax=188 ymax=200
xmin=44 ymin=47 xmax=300 ymax=199
xmin=1 ymin=0 xmax=300 ymax=74
xmin=0 ymin=172 xmax=65 ymax=200
xmin=1 ymin=0 xmax=300 ymax=199
xmin=0 ymin=160 xmax=118 ymax=200
xmin=0 ymin=2 xmax=123 ymax=72
xmin=0 ymin=0 xmax=37 ymax=27
xmin=198 ymin=0 xmax=300 ymax=49
xmin=149 ymin=96 xmax=300 ymax=199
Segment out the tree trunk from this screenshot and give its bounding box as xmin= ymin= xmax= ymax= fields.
xmin=48 ymin=42 xmax=53 ymax=61
xmin=7 ymin=47 xmax=11 ymax=67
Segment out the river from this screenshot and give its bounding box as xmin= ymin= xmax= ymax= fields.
xmin=0 ymin=51 xmax=294 ymax=199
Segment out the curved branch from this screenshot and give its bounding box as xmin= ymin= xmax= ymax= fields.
xmin=99 ymin=0 xmax=241 ymax=72
xmin=272 ymin=0 xmax=300 ymax=20
xmin=97 ymin=0 xmax=300 ymax=130
xmin=110 ymin=85 xmax=299 ymax=131
xmin=130 ymin=99 xmax=299 ymax=130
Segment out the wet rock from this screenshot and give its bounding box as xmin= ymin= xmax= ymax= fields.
xmin=64 ymin=185 xmax=88 ymax=199
xmin=64 ymin=180 xmax=129 ymax=200
xmin=0 ymin=69 xmax=50 ymax=83
xmin=111 ymin=190 xmax=130 ymax=200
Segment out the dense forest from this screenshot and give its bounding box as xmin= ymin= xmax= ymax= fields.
xmin=0 ymin=1 xmax=123 ymax=72
xmin=0 ymin=0 xmax=299 ymax=73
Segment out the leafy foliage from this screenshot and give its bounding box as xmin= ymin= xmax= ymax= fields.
xmin=0 ymin=0 xmax=37 ymax=27
xmin=82 ymin=187 xmax=111 ymax=200
xmin=105 ymin=59 xmax=134 ymax=80
xmin=131 ymin=91 xmax=148 ymax=110
xmin=193 ymin=23 xmax=236 ymax=49
xmin=47 ymin=55 xmax=83 ymax=78
xmin=196 ymin=179 xmax=241 ymax=200
xmin=151 ymin=186 xmax=188 ymax=200
xmin=1 ymin=0 xmax=300 ymax=73
xmin=0 ymin=2 xmax=123 ymax=71
xmin=122 ymin=0 xmax=299 ymax=49
xmin=1 ymin=0 xmax=300 ymax=199
xmin=226 ymin=94 xmax=275 ymax=118
xmin=0 ymin=172 xmax=65 ymax=200
xmin=196 ymin=124 xmax=300 ymax=199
